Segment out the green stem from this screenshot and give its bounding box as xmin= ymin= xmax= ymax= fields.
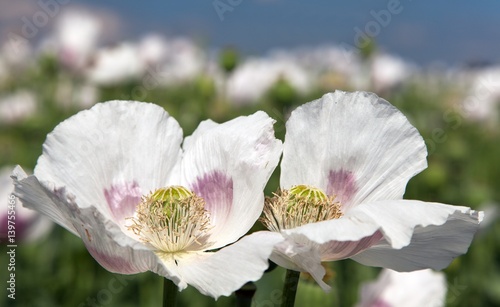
xmin=162 ymin=278 xmax=178 ymax=307
xmin=235 ymin=282 xmax=257 ymax=307
xmin=281 ymin=269 xmax=301 ymax=307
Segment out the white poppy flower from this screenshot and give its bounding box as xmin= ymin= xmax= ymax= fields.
xmin=356 ymin=269 xmax=447 ymax=307
xmin=56 ymin=9 xmax=100 ymax=71
xmin=226 ymin=57 xmax=312 ymax=104
xmin=86 ymin=43 xmax=144 ymax=86
xmin=0 ymin=90 xmax=37 ymax=124
xmin=261 ymin=91 xmax=483 ymax=290
xmin=13 ymin=101 xmax=283 ymax=298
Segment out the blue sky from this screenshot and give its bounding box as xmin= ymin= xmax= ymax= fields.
xmin=74 ymin=0 xmax=500 ymax=65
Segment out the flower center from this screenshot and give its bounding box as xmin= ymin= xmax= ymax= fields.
xmin=127 ymin=186 xmax=212 ymax=253
xmin=260 ymin=185 xmax=342 ymax=232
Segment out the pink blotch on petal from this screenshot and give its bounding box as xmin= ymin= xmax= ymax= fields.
xmin=104 ymin=181 xmax=142 ymax=223
xmin=87 ymin=246 xmax=138 ymax=274
xmin=326 ymin=169 xmax=358 ymax=208
xmin=191 ymin=171 xmax=233 ymax=226
xmin=320 ymin=230 xmax=383 ymax=261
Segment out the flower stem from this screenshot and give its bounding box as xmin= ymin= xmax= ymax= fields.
xmin=235 ymin=282 xmax=257 ymax=307
xmin=162 ymin=278 xmax=178 ymax=307
xmin=281 ymin=269 xmax=301 ymax=307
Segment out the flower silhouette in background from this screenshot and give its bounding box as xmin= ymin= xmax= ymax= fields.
xmin=356 ymin=268 xmax=447 ymax=307
xmin=261 ymin=91 xmax=483 ymax=290
xmin=13 ymin=101 xmax=283 ymax=298
xmin=1 ymin=166 xmax=53 ymax=244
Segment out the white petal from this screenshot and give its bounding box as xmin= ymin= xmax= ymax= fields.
xmin=286 ymin=200 xmax=481 ymax=251
xmin=13 ymin=166 xmax=78 ymax=236
xmin=271 ymin=239 xmax=331 ymax=291
xmin=14 ymin=168 xmax=176 ymax=278
xmin=181 ymin=119 xmax=219 ymax=152
xmin=75 ymin=205 xmax=175 ymax=279
xmin=34 ymin=101 xmax=183 ymax=223
xmin=181 ymin=111 xmax=282 ymax=249
xmin=281 ymin=91 xmax=427 ymax=210
xmin=356 ymin=269 xmax=447 ymax=307
xmin=162 ymin=231 xmax=283 ymax=299
xmin=1 ymin=166 xmax=53 ymax=242
xmin=351 ymin=204 xmax=482 ymax=271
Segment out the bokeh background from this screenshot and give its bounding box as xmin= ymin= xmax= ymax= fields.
xmin=1 ymin=1 xmax=499 ymax=306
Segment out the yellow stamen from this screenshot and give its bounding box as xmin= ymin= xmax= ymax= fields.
xmin=261 ymin=185 xmax=342 ymax=232
xmin=127 ymin=186 xmax=212 ymax=253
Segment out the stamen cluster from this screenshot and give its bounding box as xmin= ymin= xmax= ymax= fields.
xmin=261 ymin=185 xmax=342 ymax=232
xmin=128 ymin=186 xmax=212 ymax=253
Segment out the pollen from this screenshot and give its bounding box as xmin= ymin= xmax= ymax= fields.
xmin=261 ymin=185 xmax=342 ymax=232
xmin=127 ymin=186 xmax=212 ymax=253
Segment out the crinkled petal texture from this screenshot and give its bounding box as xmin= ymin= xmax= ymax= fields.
xmin=356 ymin=269 xmax=447 ymax=307
xmin=180 ymin=112 xmax=282 ymax=248
xmin=13 ymin=101 xmax=284 ymax=298
xmin=281 ymin=90 xmax=427 ymax=210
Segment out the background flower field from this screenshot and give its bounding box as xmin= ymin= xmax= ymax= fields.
xmin=1 ymin=4 xmax=500 ymax=307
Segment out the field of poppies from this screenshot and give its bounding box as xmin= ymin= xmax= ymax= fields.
xmin=1 ymin=8 xmax=500 ymax=307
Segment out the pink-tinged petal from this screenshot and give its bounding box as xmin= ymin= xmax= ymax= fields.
xmin=14 ymin=167 xmax=176 ymax=278
xmin=349 ymin=200 xmax=482 ymax=250
xmin=284 ymin=200 xmax=480 ymax=250
xmin=351 ymin=205 xmax=482 ymax=271
xmin=181 ymin=111 xmax=282 ymax=249
xmin=283 ymin=211 xmax=381 ymax=247
xmin=191 ymin=170 xmax=233 ymax=227
xmin=34 ymin=101 xmax=182 ymax=220
xmin=319 ymin=231 xmax=383 ymax=261
xmin=326 ymin=169 xmax=358 ymax=205
xmin=271 ymin=239 xmax=330 ymax=291
xmin=280 ymin=200 xmax=480 ymax=275
xmin=75 ymin=206 xmax=175 ymax=279
xmin=271 ymin=230 xmax=383 ymax=291
xmin=104 ymin=181 xmax=142 ymax=222
xmin=160 ymin=231 xmax=284 ymax=299
xmin=281 ymin=91 xmax=427 ymax=210
xmin=356 ymin=269 xmax=447 ymax=307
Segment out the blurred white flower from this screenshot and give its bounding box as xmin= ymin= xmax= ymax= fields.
xmin=274 ymin=45 xmax=360 ymax=79
xmin=0 ymin=90 xmax=37 ymax=124
xmin=461 ymin=66 xmax=500 ymax=122
xmin=55 ymin=79 xmax=99 ymax=110
xmin=55 ymin=9 xmax=101 ymax=71
xmin=86 ymin=43 xmax=144 ymax=86
xmin=138 ymin=34 xmax=169 ymax=67
xmin=1 ymin=166 xmax=53 ymax=244
xmin=157 ymin=37 xmax=205 ymax=85
xmin=478 ymin=202 xmax=499 ymax=232
xmin=371 ymin=53 xmax=415 ymax=93
xmin=356 ymin=269 xmax=447 ymax=307
xmin=226 ymin=57 xmax=312 ymax=104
